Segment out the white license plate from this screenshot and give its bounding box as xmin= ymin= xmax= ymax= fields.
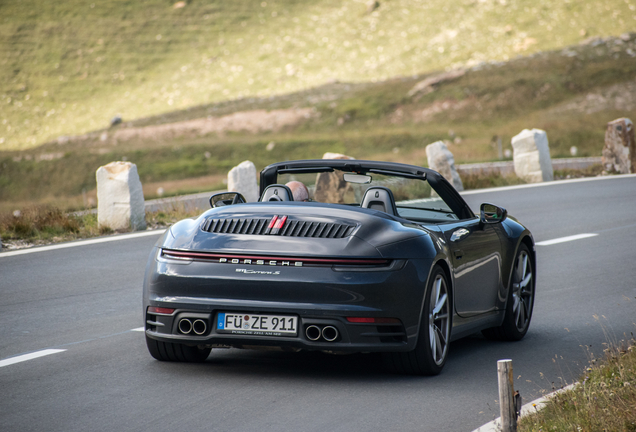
xmin=216 ymin=312 xmax=298 ymax=337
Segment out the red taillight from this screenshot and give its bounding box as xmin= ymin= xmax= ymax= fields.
xmin=148 ymin=307 xmax=175 ymax=315
xmin=346 ymin=317 xmax=401 ymax=324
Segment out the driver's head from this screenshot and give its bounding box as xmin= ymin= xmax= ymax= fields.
xmin=285 ymin=181 xmax=309 ymax=202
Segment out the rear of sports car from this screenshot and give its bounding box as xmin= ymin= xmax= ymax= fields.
xmin=143 ymin=203 xmax=440 ymax=357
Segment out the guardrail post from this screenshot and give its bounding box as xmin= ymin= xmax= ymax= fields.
xmin=497 ymin=359 xmax=517 ymax=432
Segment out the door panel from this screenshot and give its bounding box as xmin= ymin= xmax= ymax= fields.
xmin=440 ymin=218 xmax=503 ymax=317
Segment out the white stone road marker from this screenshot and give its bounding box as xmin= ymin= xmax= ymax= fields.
xmin=0 ymin=349 xmax=67 ymax=368
xmin=535 ymin=233 xmax=598 ymax=246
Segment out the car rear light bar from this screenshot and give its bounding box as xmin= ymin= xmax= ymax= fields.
xmin=161 ymin=249 xmax=390 ymax=268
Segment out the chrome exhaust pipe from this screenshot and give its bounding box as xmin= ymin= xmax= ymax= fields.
xmin=322 ymin=326 xmax=339 ymax=342
xmin=305 ymin=325 xmax=322 ymax=341
xmin=178 ymin=318 xmax=193 ymax=334
xmin=192 ymin=319 xmax=207 ymax=335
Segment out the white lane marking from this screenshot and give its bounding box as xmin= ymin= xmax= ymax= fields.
xmin=0 ymin=329 xmax=144 ymax=368
xmin=535 ymin=233 xmax=598 ymax=246
xmin=461 ymin=173 xmax=636 ymax=196
xmin=0 ymin=229 xmax=166 ymax=258
xmin=0 ymin=349 xmax=67 ymax=368
xmin=472 ymin=383 xmax=578 ymax=431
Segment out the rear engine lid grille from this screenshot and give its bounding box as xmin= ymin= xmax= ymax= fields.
xmin=202 ymin=217 xmax=355 ymax=238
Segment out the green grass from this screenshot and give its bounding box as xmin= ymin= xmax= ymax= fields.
xmin=519 ymin=337 xmax=636 ymax=432
xmin=2 ymin=34 xmax=634 ymax=211
xmin=2 ymin=0 xmax=636 ymax=150
xmin=1 ymin=0 xmax=636 ymax=211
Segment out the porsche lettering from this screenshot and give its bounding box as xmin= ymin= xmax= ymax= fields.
xmin=218 ymin=257 xmax=302 ymax=267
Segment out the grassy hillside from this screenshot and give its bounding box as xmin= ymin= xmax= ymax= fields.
xmin=2 ymin=0 xmax=636 ymax=150
xmin=1 ymin=0 xmax=636 ymax=212
xmin=2 ymin=32 xmax=636 ymax=212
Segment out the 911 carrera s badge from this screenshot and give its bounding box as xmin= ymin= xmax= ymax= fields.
xmin=236 ymin=268 xmax=281 ymax=275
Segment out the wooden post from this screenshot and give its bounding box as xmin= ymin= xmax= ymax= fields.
xmin=498 ymin=359 xmax=517 ymax=432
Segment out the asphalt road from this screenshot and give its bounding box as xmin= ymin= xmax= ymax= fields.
xmin=1 ymin=175 xmax=635 ymax=432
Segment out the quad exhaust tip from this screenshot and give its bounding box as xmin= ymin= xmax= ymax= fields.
xmin=178 ymin=318 xmax=208 ymax=335
xmin=322 ymin=326 xmax=339 ymax=342
xmin=178 ymin=318 xmax=193 ymax=334
xmin=305 ymin=325 xmax=322 ymax=341
xmin=305 ymin=325 xmax=339 ymax=342
xmin=192 ymin=319 xmax=207 ymax=335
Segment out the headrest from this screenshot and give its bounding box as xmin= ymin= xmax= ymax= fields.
xmin=360 ymin=186 xmax=398 ymax=216
xmin=260 ymin=184 xmax=294 ymax=202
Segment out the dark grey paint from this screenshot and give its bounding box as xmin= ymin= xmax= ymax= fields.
xmin=144 ymin=161 xmax=532 ymax=354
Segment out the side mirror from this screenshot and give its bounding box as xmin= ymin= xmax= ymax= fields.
xmin=480 ymin=203 xmax=507 ymax=224
xmin=210 ymin=192 xmax=246 ymax=208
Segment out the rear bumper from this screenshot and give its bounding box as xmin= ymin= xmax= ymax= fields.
xmin=142 ymin=249 xmax=435 ymax=353
xmin=145 ymin=304 xmax=412 ymax=352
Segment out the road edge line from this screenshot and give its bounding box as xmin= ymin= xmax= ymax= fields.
xmin=0 ymin=229 xmax=166 ymax=258
xmin=472 ymin=383 xmax=578 ymax=431
xmin=461 ymin=173 xmax=636 ymax=196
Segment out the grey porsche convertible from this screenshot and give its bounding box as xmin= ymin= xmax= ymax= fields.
xmin=143 ymin=159 xmax=535 ymax=375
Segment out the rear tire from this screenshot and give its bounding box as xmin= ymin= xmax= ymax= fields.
xmin=146 ymin=335 xmax=211 ymax=362
xmin=482 ymin=243 xmax=534 ymax=341
xmin=384 ymin=266 xmax=451 ymax=376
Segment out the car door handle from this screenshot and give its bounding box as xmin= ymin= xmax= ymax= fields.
xmin=453 ymin=250 xmax=463 ymax=259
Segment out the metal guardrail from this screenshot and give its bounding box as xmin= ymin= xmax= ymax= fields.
xmin=143 ymin=157 xmax=602 ymax=213
xmin=144 ymin=190 xmax=220 ymax=213
xmin=74 ymin=157 xmax=603 ymax=215
xmin=456 ymin=156 xmax=601 ymax=176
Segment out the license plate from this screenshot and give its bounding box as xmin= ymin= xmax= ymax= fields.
xmin=216 ymin=312 xmax=298 ymax=337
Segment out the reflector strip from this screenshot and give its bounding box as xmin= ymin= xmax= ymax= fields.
xmin=148 ymin=307 xmax=175 ymax=315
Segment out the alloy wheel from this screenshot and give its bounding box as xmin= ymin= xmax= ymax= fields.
xmin=429 ymin=274 xmax=450 ymax=365
xmin=511 ymin=249 xmax=533 ymax=332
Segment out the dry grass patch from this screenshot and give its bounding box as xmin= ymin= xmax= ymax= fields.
xmin=519 ymin=337 xmax=636 ymax=432
xmin=0 ymin=204 xmax=203 ymax=250
xmin=0 ymin=205 xmax=100 ymax=246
